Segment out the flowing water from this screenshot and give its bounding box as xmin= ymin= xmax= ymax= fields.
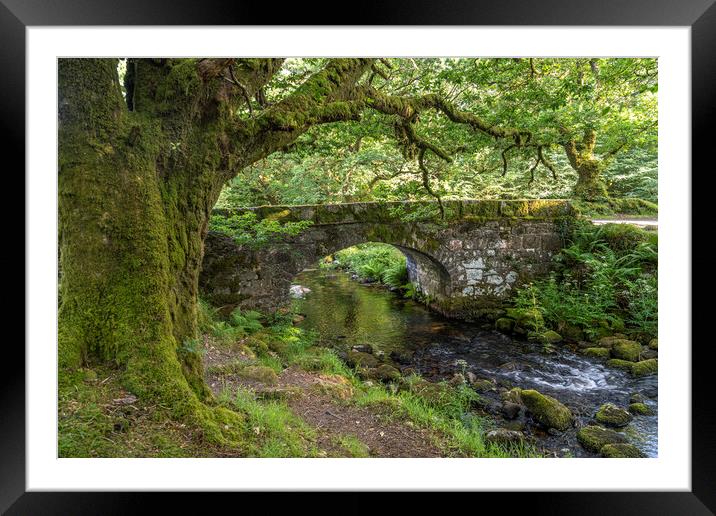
xmin=292 ymin=269 xmax=658 ymax=458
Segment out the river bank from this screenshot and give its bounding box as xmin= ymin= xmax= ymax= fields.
xmin=292 ymin=268 xmax=657 ymax=457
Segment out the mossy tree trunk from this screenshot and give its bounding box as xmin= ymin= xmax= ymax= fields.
xmin=563 ymin=129 xmax=610 ymax=200
xmin=58 ymin=58 xmax=376 ymax=441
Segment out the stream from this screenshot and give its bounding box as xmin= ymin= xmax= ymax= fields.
xmin=292 ymin=268 xmax=658 ymax=458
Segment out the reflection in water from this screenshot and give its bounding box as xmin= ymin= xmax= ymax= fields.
xmin=293 ymin=269 xmax=658 ymax=458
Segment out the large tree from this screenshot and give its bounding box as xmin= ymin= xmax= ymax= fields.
xmin=58 ymin=57 xmax=655 ymax=440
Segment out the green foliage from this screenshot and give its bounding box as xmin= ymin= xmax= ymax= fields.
xmin=179 ymin=337 xmax=206 ymax=358
xmin=220 ymin=387 xmax=320 ymax=457
xmin=334 ymin=243 xmax=406 ymax=283
xmin=213 ymin=58 xmax=657 ymax=208
xmin=401 ymin=281 xmax=419 ymax=300
xmin=197 ymin=298 xmax=217 ymax=334
xmin=382 ymin=261 xmax=409 ymax=288
xmin=515 ymin=222 xmax=657 ymax=340
xmin=209 ymin=212 xmax=313 ymax=248
xmin=209 ymin=307 xmax=264 ymax=346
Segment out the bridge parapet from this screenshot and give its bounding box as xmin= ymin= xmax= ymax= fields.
xmin=213 ymin=199 xmax=575 ymax=225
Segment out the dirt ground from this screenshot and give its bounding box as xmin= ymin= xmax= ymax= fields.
xmin=205 ymin=346 xmax=445 ymax=457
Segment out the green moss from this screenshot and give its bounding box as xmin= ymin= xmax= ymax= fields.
xmin=648 ymin=338 xmax=658 ymax=350
xmin=596 ymin=335 xmax=628 ymax=349
xmin=500 ymin=387 xmax=523 ymax=405
xmin=629 ymin=403 xmax=652 ymax=415
xmin=519 ymin=389 xmax=573 ymax=431
xmin=598 ymin=223 xmax=651 ymax=253
xmin=606 ymin=359 xmax=635 ymax=371
xmin=346 ymin=350 xmax=379 ymax=368
xmin=470 ymin=378 xmax=496 ymax=392
xmin=600 ymin=443 xmax=645 ymax=458
xmin=364 ymin=364 xmax=402 ymax=382
xmin=505 ymin=307 xmax=544 ymax=332
xmin=540 ymin=330 xmax=563 ymax=344
xmin=576 ymin=425 xmax=627 ymax=453
xmin=611 ymin=340 xmax=642 ymax=362
xmin=595 ymin=403 xmax=632 ymax=427
xmin=494 ymin=317 xmax=515 ymax=333
xmin=583 ymin=347 xmax=611 ymax=359
xmin=631 ymin=359 xmax=658 ymax=377
xmin=235 ymin=365 xmax=280 ymax=385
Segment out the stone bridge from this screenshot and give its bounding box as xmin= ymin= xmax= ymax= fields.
xmin=199 ymin=200 xmax=577 ymax=320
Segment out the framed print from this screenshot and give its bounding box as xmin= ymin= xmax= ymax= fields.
xmin=4 ymin=0 xmax=714 ymax=512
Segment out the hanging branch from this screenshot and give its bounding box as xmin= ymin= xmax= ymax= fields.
xmin=527 ymin=155 xmax=541 ymax=187
xmin=418 ymin=148 xmax=445 ymax=219
xmin=501 ymin=144 xmax=516 ymax=176
xmin=537 ymin=145 xmax=558 ymax=180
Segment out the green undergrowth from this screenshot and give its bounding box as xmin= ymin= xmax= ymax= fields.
xmin=572 ymin=197 xmax=658 ymax=218
xmin=216 ymin=387 xmax=321 ymax=457
xmin=321 ymin=243 xmax=417 ymax=297
xmin=353 ymin=377 xmax=538 ymax=458
xmin=209 ymin=305 xmax=538 ymax=458
xmin=514 ymin=219 xmax=657 ymax=342
xmin=62 ymin=297 xmax=541 ymax=458
xmin=58 ymin=365 xmax=244 ymax=457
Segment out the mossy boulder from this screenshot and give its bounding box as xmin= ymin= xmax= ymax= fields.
xmin=244 ymin=335 xmax=269 ymax=354
xmin=528 ymin=330 xmax=563 ymax=345
xmin=595 ymin=403 xmax=633 ymax=427
xmin=236 ymin=365 xmax=279 ymax=385
xmin=583 ymin=347 xmax=611 ymax=359
xmin=648 ymin=338 xmax=658 ymax=350
xmin=500 ymin=387 xmax=523 ymax=405
xmin=494 ymin=317 xmax=515 ymax=333
xmin=600 ymin=443 xmax=645 ymax=458
xmin=629 ymin=393 xmax=646 ymax=404
xmin=346 ymin=350 xmax=379 ymax=369
xmin=519 ymin=389 xmax=573 ymax=431
xmin=606 ymin=359 xmax=635 ymax=371
xmin=267 ymin=339 xmax=290 ymax=355
xmin=611 ymin=340 xmax=642 ymax=362
xmin=365 ymin=364 xmax=401 ymax=382
xmin=505 ymin=308 xmax=543 ymax=333
xmin=557 ymin=321 xmax=584 ymax=342
xmin=629 ymin=403 xmax=652 ymax=415
xmin=406 ymin=379 xmax=453 ymax=407
xmin=312 ymin=374 xmax=354 ymax=400
xmin=631 ymin=359 xmax=658 ymax=377
xmin=576 ymin=425 xmax=627 ymax=453
xmin=596 ymin=335 xmax=628 ymax=349
xmin=470 ymin=377 xmax=496 ymax=392
xmin=484 ymin=428 xmax=525 ymax=446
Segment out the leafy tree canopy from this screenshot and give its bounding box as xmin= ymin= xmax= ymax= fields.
xmin=215 ymin=57 xmax=657 ymax=208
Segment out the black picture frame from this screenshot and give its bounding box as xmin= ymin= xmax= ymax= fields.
xmin=4 ymin=0 xmax=712 ymax=512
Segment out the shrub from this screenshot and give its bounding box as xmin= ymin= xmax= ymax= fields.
xmin=515 ymin=221 xmax=657 ymax=341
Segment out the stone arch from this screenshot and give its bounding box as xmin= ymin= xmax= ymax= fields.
xmin=199 ymin=227 xmax=454 ymax=314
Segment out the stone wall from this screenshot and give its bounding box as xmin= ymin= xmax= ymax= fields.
xmin=199 ymin=200 xmax=575 ymax=319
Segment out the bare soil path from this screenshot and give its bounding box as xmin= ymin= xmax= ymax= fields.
xmin=205 ymin=347 xmax=446 ymax=457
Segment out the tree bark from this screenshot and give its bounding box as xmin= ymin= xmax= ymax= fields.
xmin=58 ymin=59 xmax=247 ymax=442
xmin=563 ymin=129 xmax=609 ymax=200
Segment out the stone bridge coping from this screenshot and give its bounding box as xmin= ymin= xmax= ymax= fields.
xmin=213 ymin=199 xmax=576 ymax=225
